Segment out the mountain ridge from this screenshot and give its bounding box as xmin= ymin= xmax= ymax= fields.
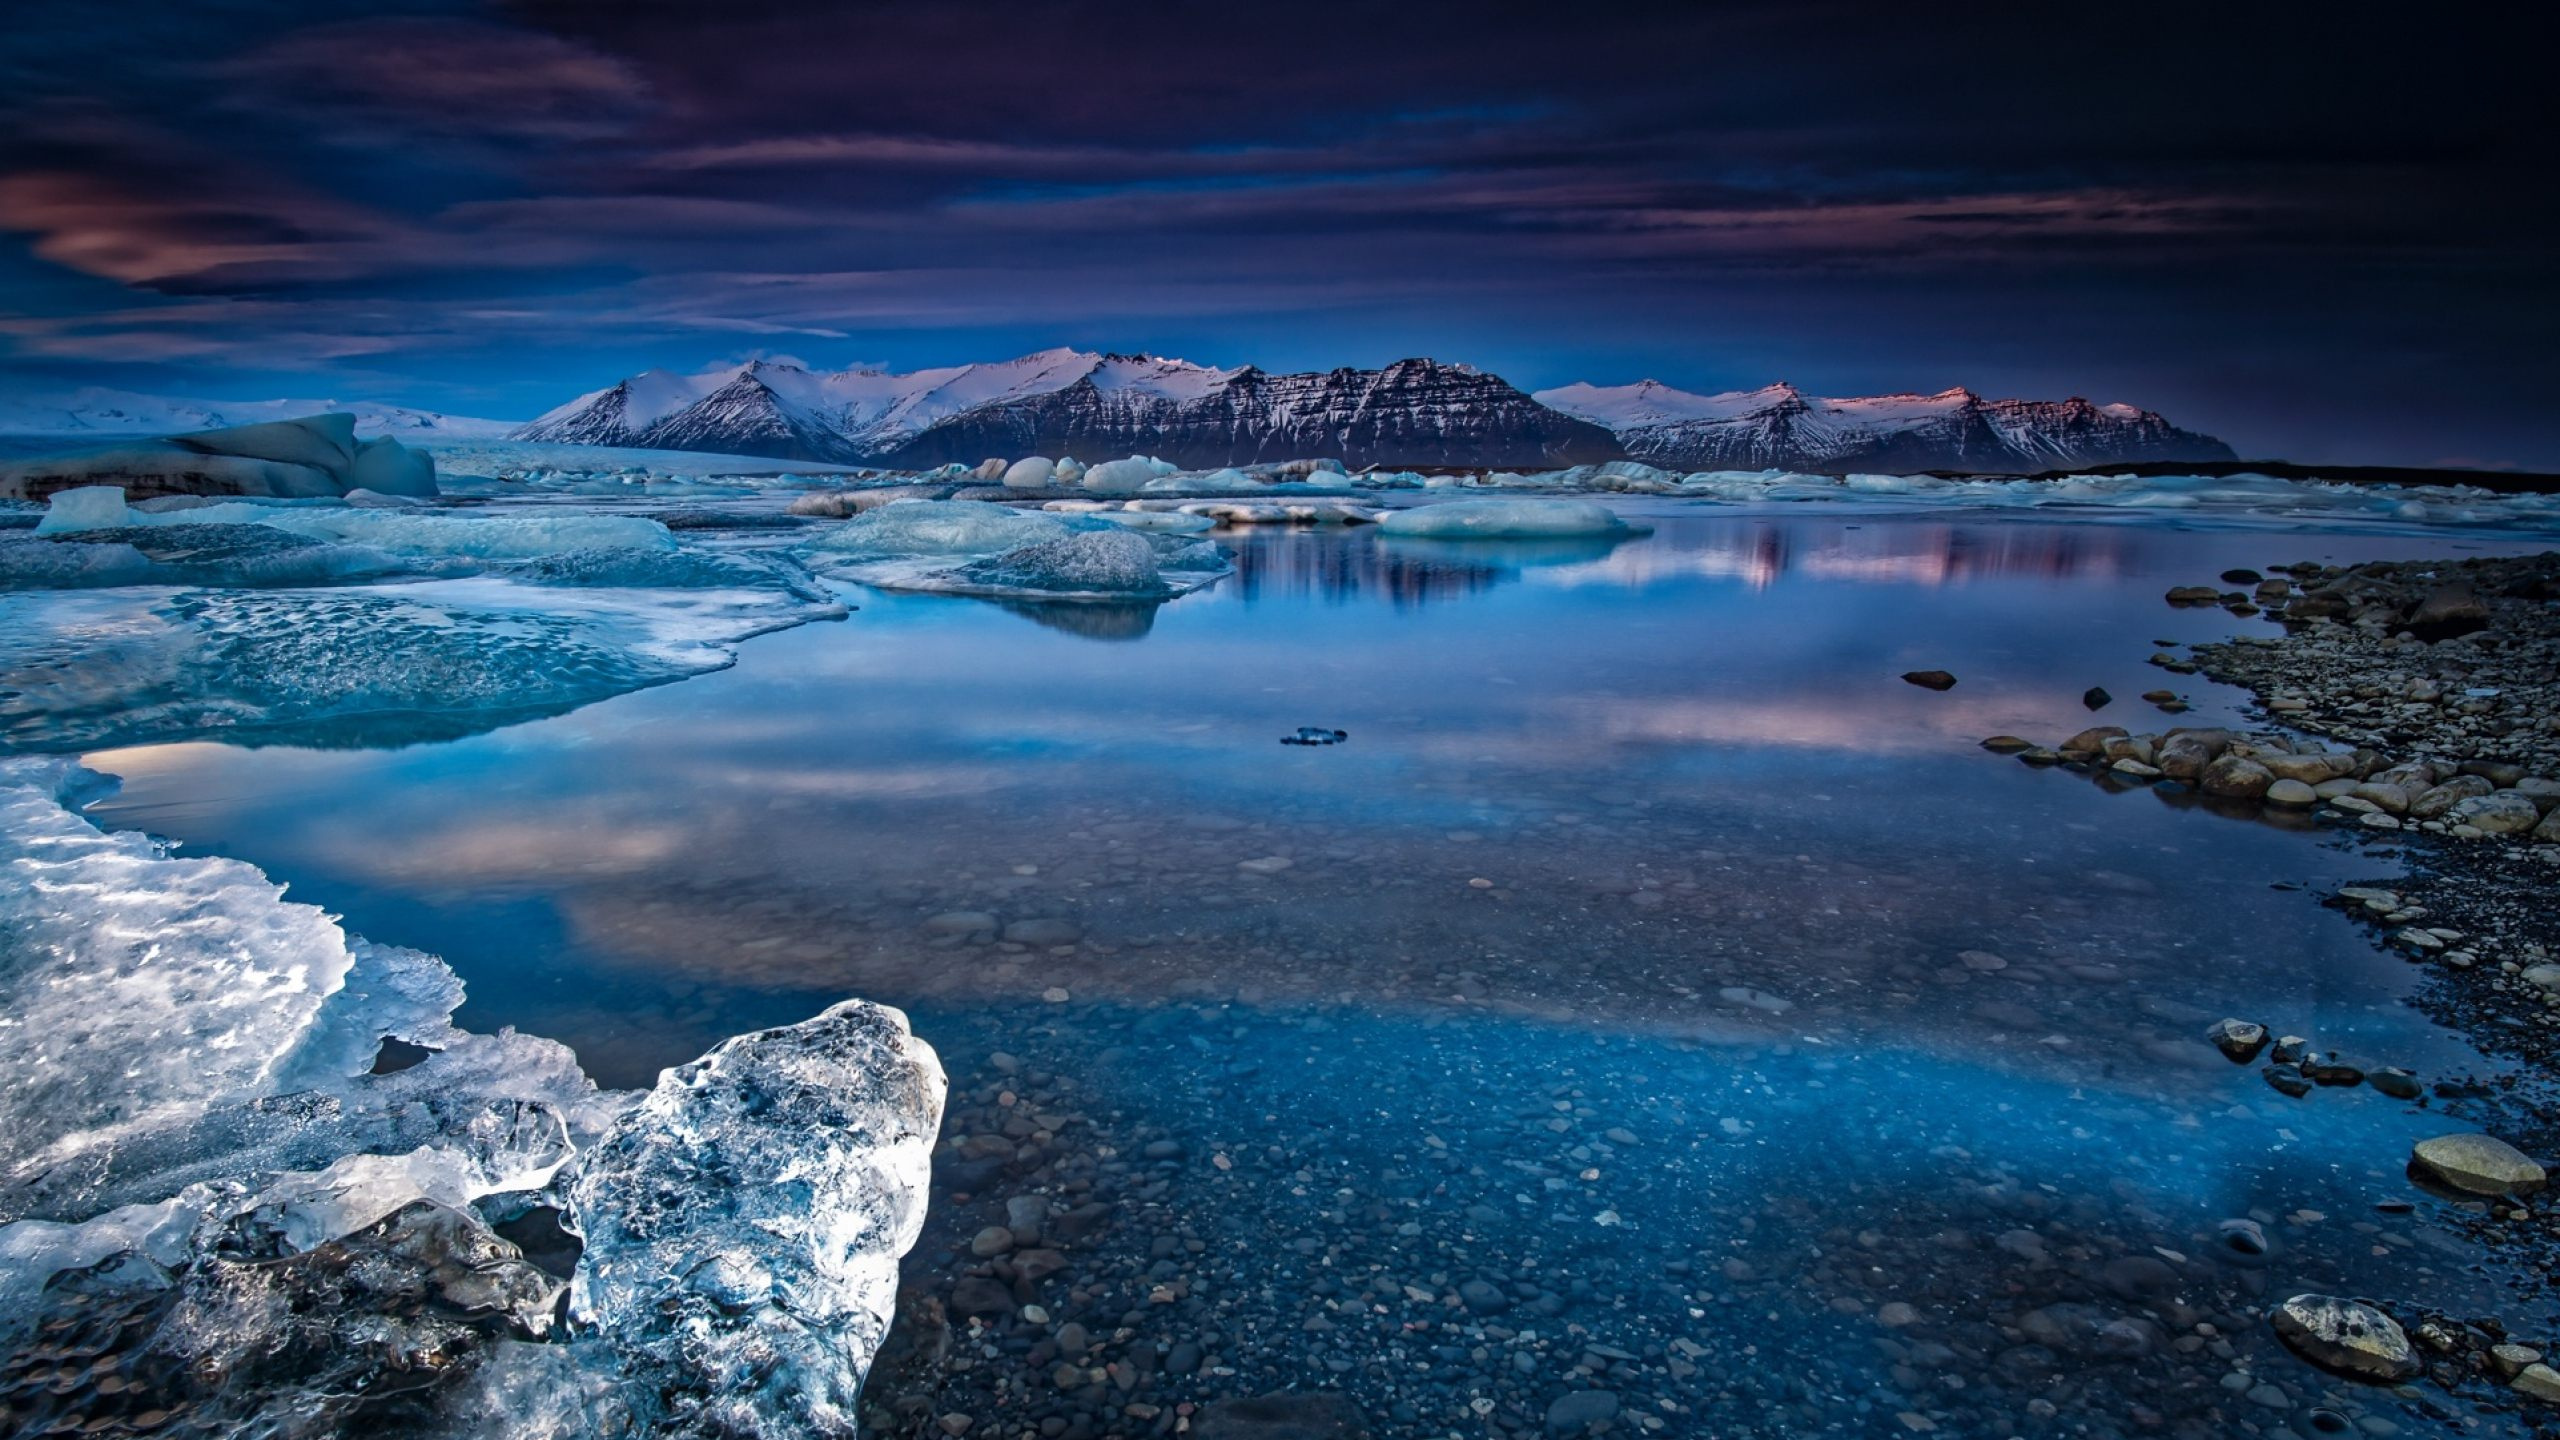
xmin=512 ymin=350 xmax=2238 ymax=473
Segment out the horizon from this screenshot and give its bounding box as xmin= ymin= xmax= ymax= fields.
xmin=0 ymin=3 xmax=2552 ymax=469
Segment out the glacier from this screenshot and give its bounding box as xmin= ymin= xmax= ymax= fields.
xmin=0 ymin=759 xmax=945 ymax=1438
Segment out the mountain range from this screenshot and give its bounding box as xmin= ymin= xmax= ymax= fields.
xmin=514 ymin=349 xmax=2233 ymax=473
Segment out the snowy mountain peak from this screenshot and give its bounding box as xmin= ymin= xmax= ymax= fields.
xmin=1536 ymin=377 xmax=2232 ymax=473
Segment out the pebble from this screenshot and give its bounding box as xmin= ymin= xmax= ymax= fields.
xmin=2270 ymin=1294 xmax=2420 ymax=1381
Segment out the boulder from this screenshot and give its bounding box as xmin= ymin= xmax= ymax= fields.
xmin=2405 ymin=583 xmax=2490 ymax=640
xmin=2409 ymin=775 xmax=2494 ymax=820
xmin=2260 ymin=752 xmax=2357 ymax=785
xmin=2410 ymin=1133 xmax=2546 ymax=1196
xmin=2155 ymin=729 xmax=2235 ymax=781
xmin=2270 ymin=1295 xmax=2421 ymax=1382
xmin=2200 ymin=754 xmax=2276 ymax=800
xmin=2265 ymin=778 xmax=2320 ymax=807
xmin=2451 ymin=791 xmax=2543 ymax=835
xmin=2060 ymin=725 xmax=2129 ymax=757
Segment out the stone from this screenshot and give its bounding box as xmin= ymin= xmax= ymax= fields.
xmin=2265 ymin=779 xmax=2319 ymax=807
xmin=2408 ymin=776 xmax=2493 ymax=820
xmin=2270 ymin=1295 xmax=2421 ymax=1381
xmin=2515 ymin=1364 xmax=2560 ymax=1404
xmin=2450 ymin=791 xmax=2541 ymax=835
xmin=2349 ymin=782 xmax=2411 ymax=813
xmin=2206 ymin=1018 xmax=2270 ymax=1063
xmin=1902 ymin=670 xmax=1958 ymax=691
xmin=2082 ymin=686 xmax=2112 ymax=710
xmin=2200 ymin=754 xmax=2277 ymax=800
xmin=970 ymin=1226 xmax=1015 ymax=1258
xmin=2261 ymin=752 xmax=2356 ymax=784
xmin=2410 ymin=1133 xmax=2547 ymax=1195
xmin=1001 ymin=918 xmax=1083 ymax=946
xmin=1544 ymin=1392 xmax=1622 ymax=1434
xmin=925 ymin=911 xmax=999 ymax=935
xmin=1458 ymin=1279 xmax=1510 ymax=1313
xmin=2404 ymin=582 xmax=2490 ymax=639
xmin=1196 ymin=1392 xmax=1371 ymax=1440
xmin=1979 ymin=735 xmax=2033 ymax=753
xmin=2460 ymin=759 xmax=2527 ymax=787
xmin=2368 ymin=1067 xmax=2422 ymax=1100
xmin=950 ymin=1277 xmax=1015 ymax=1317
xmin=2060 ymin=725 xmax=2129 ymax=757
xmin=2263 ymin=1066 xmax=2313 ymax=1098
xmin=2155 ymin=729 xmax=2234 ymax=781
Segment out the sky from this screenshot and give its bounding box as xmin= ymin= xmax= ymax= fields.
xmin=0 ymin=1 xmax=2551 ymax=467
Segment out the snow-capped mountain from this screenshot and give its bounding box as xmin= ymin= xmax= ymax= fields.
xmin=0 ymin=387 xmax=515 ymax=439
xmin=516 ymin=350 xmax=1619 ymax=469
xmin=1534 ymin=380 xmax=2234 ymax=473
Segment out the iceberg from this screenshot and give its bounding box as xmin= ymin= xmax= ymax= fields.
xmin=0 ymin=415 xmax=437 ymax=504
xmin=1376 ymin=497 xmax=1649 ymax=538
xmin=1000 ymin=456 xmax=1056 ymax=488
xmin=0 ymin=760 xmax=944 ymax=1437
xmin=806 ymin=498 xmax=1067 ymax=558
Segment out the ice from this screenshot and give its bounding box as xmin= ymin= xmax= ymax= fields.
xmin=808 ymin=498 xmax=1067 ymax=558
xmin=1001 ymin=456 xmax=1056 ymax=488
xmin=951 ymin=528 xmax=1174 ymax=597
xmin=0 ymin=761 xmax=945 ymax=1435
xmin=0 ymin=575 xmax=838 ymax=752
xmin=35 ymin=487 xmax=677 ymax=559
xmin=1377 ymin=497 xmax=1649 ymax=538
xmin=565 ymin=999 xmax=943 ymax=1439
xmin=1081 ymin=456 xmax=1175 ymax=493
xmin=0 ymin=415 xmax=438 ymax=504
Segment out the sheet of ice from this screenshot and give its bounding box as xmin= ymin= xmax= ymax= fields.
xmin=838 ymin=523 xmax=1231 ymax=602
xmin=1376 ymin=497 xmax=1648 ymax=538
xmin=35 ymin=486 xmax=677 ymax=559
xmin=0 ymin=761 xmax=946 ymax=1436
xmin=566 ymin=1000 xmax=943 ymax=1439
xmin=1643 ymin=469 xmax=2560 ymax=531
xmin=0 ymin=574 xmax=838 ymax=752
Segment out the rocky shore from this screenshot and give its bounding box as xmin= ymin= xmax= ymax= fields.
xmin=1991 ymin=549 xmax=2560 ymax=1422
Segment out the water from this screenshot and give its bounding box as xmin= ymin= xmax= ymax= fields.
xmin=77 ymin=509 xmax=2560 ymax=1436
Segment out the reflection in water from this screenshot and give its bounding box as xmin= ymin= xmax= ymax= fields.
xmin=991 ymin=597 xmax=1165 ymax=641
xmin=81 ymin=512 xmax=2560 ymax=1439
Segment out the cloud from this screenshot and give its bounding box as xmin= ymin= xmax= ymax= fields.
xmin=216 ymin=17 xmax=652 ymax=142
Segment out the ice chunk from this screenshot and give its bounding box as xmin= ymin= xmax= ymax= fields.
xmin=1001 ymin=456 xmax=1056 ymax=488
xmin=171 ymin=414 xmax=357 ymax=472
xmin=947 ymin=528 xmax=1171 ymax=597
xmin=1 ymin=416 xmax=438 ymax=504
xmin=1053 ymin=457 xmax=1086 ymax=483
xmin=1080 ymin=456 xmax=1169 ymax=493
xmin=565 ymin=1000 xmax=942 ymax=1439
xmin=345 ymin=435 xmax=439 ymax=497
xmin=1376 ymin=497 xmax=1648 ymax=538
xmin=33 ymin=484 xmax=130 ymax=533
xmin=808 ymin=499 xmax=1066 ymax=558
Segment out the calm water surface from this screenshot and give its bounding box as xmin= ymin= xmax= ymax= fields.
xmin=85 ymin=508 xmax=2560 ymax=1437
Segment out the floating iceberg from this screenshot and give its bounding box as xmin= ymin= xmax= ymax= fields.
xmin=807 ymin=499 xmax=1067 ymax=558
xmin=1376 ymin=497 xmax=1649 ymax=538
xmin=1001 ymin=456 xmax=1056 ymax=489
xmin=0 ymin=760 xmax=944 ymax=1437
xmin=34 ymin=486 xmax=674 ymax=560
xmin=0 ymin=415 xmax=437 ymax=504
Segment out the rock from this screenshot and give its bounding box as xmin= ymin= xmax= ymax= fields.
xmin=2349 ymin=782 xmax=2411 ymax=814
xmin=2155 ymin=729 xmax=2234 ymax=781
xmin=2408 ymin=775 xmax=2493 ymax=820
xmin=2539 ymin=807 xmax=2560 ymax=844
xmin=2082 ymin=686 xmax=2112 ymax=710
xmin=2206 ymin=1019 xmax=2270 ymax=1063
xmin=2270 ymin=1295 xmax=2421 ymax=1382
xmin=1544 ymin=1392 xmax=1622 ymax=1434
xmin=2265 ymin=778 xmax=2319 ymax=807
xmin=2016 ymin=747 xmax=2063 ymax=766
xmin=1001 ymin=918 xmax=1083 ymax=946
xmin=2515 ymin=1364 xmax=2560 ymax=1404
xmin=924 ymin=911 xmax=999 ymax=935
xmin=1902 ymin=670 xmax=1957 ymax=691
xmin=2489 ymin=1343 xmax=2541 ymax=1379
xmin=969 ymin=1226 xmax=1015 ymax=1258
xmin=1458 ymin=1279 xmax=1511 ymax=1314
xmin=2261 ymin=752 xmax=2356 ymax=784
xmin=1979 ymin=735 xmax=2033 ymax=753
xmin=2218 ymin=1218 xmax=2271 ymax=1259
xmin=2221 ymin=568 xmax=2262 ymax=584
xmin=2410 ymin=1133 xmax=2547 ymax=1196
xmin=2368 ymin=1067 xmax=2422 ymax=1100
xmin=1197 ymin=1392 xmax=1371 ymax=1440
xmin=950 ymin=1276 xmax=1015 ymax=1317
xmin=2263 ymin=1066 xmax=2313 ymax=1098
xmin=2459 ymin=759 xmax=2527 ymax=788
xmin=2200 ymin=754 xmax=2277 ymax=800
xmin=2405 ymin=583 xmax=2490 ymax=640
xmin=2060 ymin=725 xmax=2129 ymax=757
xmin=2450 ymin=791 xmax=2541 ymax=835
xmin=2165 ymin=585 xmax=2222 ymax=605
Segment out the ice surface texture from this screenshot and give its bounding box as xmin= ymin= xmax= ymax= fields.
xmin=0 ymin=761 xmax=945 ymax=1436
xmin=804 ymin=498 xmax=1232 ymax=601
xmin=809 ymin=498 xmax=1067 ymax=558
xmin=1376 ymin=497 xmax=1648 ymax=538
xmin=567 ymin=1001 xmax=944 ymax=1439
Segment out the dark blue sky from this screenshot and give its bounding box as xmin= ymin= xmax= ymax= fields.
xmin=0 ymin=2 xmax=2550 ymax=466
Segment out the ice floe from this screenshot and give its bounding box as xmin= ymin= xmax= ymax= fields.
xmin=1376 ymin=497 xmax=1650 ymax=538
xmin=0 ymin=759 xmax=943 ymax=1437
xmin=0 ymin=415 xmax=437 ymax=504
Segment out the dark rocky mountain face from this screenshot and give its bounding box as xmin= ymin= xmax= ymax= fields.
xmin=629 ymin=369 xmax=868 ymax=464
xmin=1610 ymin=391 xmax=2234 ymax=474
xmin=882 ymin=359 xmax=1622 ymax=470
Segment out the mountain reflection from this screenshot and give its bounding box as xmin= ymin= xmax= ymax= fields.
xmin=1224 ymin=518 xmax=2140 ymax=604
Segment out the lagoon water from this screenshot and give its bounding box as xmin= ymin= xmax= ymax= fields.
xmin=79 ymin=507 xmax=2560 ymax=1437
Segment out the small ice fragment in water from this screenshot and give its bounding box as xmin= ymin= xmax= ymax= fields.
xmin=1375 ymin=497 xmax=1645 ymax=538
